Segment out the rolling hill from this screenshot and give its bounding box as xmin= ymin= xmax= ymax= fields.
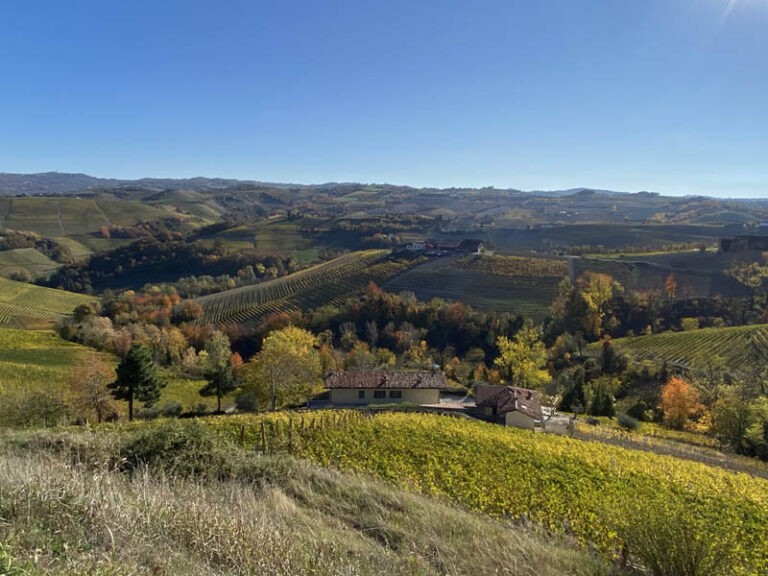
xmin=196 ymin=250 xmax=413 ymax=327
xmin=0 ymin=276 xmax=97 ymax=328
xmin=0 ymin=196 xmax=168 ymax=236
xmin=384 ymin=254 xmax=566 ymax=320
xmin=0 ymin=328 xmax=93 ymax=393
xmin=0 ymin=247 xmax=59 ymax=279
xmin=609 ymin=323 xmax=768 ymax=372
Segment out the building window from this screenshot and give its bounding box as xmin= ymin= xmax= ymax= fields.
xmin=389 ymin=390 xmax=402 ymax=399
xmin=373 ymin=390 xmax=386 ymax=399
xmin=358 ymin=390 xmax=365 ymax=399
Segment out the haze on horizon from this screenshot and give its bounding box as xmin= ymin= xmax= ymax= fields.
xmin=1 ymin=1 xmax=767 ymax=197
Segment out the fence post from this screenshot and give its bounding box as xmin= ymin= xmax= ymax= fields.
xmin=260 ymin=420 xmax=267 ymax=454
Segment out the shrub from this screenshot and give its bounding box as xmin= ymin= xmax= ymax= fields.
xmin=0 ymin=389 xmax=67 ymax=428
xmin=616 ymin=412 xmax=639 ymax=431
xmin=235 ymin=391 xmax=259 ymax=412
xmin=135 ymin=406 xmax=161 ymax=420
xmin=680 ymin=317 xmax=700 ymax=331
xmin=626 ymin=400 xmax=648 ymax=421
xmin=8 ymin=269 xmax=32 ymax=283
xmin=115 ymin=420 xmax=236 ymax=478
xmin=160 ymin=401 xmax=183 ymax=418
xmin=616 ymin=499 xmax=738 ymax=576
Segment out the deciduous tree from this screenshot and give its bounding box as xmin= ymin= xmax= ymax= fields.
xmin=67 ymin=354 xmax=116 ymax=423
xmin=493 ymin=322 xmax=549 ymax=389
xmin=199 ymin=331 xmax=237 ymax=411
xmin=661 ymin=377 xmax=701 ymax=429
xmin=243 ymin=326 xmax=321 ymax=410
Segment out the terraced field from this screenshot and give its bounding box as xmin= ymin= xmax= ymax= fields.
xmin=0 ymin=276 xmax=97 ymax=328
xmin=0 ymin=197 xmax=167 ymax=236
xmin=52 ymin=236 xmax=93 ymax=259
xmin=0 ymin=247 xmax=59 ymax=278
xmin=196 ymin=250 xmax=409 ymax=326
xmin=610 ymin=323 xmax=768 ymax=371
xmin=384 ymin=254 xmax=564 ymax=320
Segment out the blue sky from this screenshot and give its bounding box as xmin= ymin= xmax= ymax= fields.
xmin=1 ymin=0 xmax=767 ymax=196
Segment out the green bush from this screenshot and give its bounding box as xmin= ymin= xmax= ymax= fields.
xmin=235 ymin=391 xmax=258 ymax=412
xmin=115 ymin=420 xmax=236 ymax=478
xmin=626 ymin=400 xmax=648 ymax=421
xmin=160 ymin=401 xmax=183 ymax=418
xmin=616 ymin=412 xmax=639 ymax=431
xmin=616 ymin=499 xmax=738 ymax=576
xmin=134 ymin=406 xmax=161 ymax=420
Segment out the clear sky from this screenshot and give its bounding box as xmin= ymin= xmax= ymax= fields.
xmin=1 ymin=0 xmax=767 ymax=196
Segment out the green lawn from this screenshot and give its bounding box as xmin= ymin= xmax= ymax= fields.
xmin=0 ymin=328 xmax=228 ymax=418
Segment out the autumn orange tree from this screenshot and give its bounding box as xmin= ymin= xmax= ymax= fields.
xmin=661 ymin=377 xmax=701 ymax=429
xmin=67 ymin=354 xmax=117 ymax=423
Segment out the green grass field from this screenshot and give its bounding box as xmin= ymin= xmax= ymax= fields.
xmin=609 ymin=323 xmax=768 ymax=371
xmin=51 ymin=236 xmax=92 ymax=259
xmin=0 ymin=248 xmax=59 ymax=279
xmin=0 ymin=277 xmax=97 ymax=328
xmin=196 ymin=250 xmax=410 ymax=326
xmin=0 ymin=329 xmax=94 ymax=395
xmin=384 ymin=254 xmax=564 ymax=320
xmin=0 ymin=330 xmax=230 ymax=420
xmin=157 ymin=369 xmax=236 ymax=412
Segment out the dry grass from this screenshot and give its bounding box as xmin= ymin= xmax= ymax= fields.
xmin=0 ymin=427 xmax=617 ymax=576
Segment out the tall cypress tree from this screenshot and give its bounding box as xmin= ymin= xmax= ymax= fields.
xmin=588 ymin=381 xmax=616 ymax=418
xmin=559 ymin=366 xmax=586 ymax=412
xmin=109 ymin=343 xmax=165 ymax=421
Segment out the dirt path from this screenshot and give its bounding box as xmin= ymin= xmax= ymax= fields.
xmin=544 ymin=420 xmax=768 ymax=479
xmin=57 ymin=198 xmax=65 ymax=234
xmin=93 ymin=199 xmax=112 ymax=226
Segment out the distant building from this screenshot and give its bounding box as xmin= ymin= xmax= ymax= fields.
xmin=324 ymin=370 xmax=446 ymax=406
xmin=475 ymin=384 xmax=543 ymax=429
xmin=425 ymin=240 xmax=459 ymax=254
xmin=405 ymin=241 xmax=426 ymax=252
xmin=458 ymin=239 xmax=485 ymax=254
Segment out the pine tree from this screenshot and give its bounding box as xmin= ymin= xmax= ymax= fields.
xmin=200 ymin=364 xmax=236 ymax=412
xmin=109 ymin=343 xmax=165 ymax=421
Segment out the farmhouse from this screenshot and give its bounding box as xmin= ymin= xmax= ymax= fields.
xmin=405 ymin=241 xmax=427 ymax=252
xmin=458 ymin=239 xmax=485 ymax=254
xmin=475 ymin=384 xmax=543 ymax=429
xmin=324 ymin=370 xmax=446 ymax=406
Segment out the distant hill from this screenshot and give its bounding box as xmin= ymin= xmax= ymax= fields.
xmin=0 ymin=172 xmax=662 ymax=199
xmin=0 ymin=276 xmax=97 ymax=328
xmin=533 ymin=187 xmax=637 ymax=197
xmin=0 ymin=172 xmax=266 ymax=196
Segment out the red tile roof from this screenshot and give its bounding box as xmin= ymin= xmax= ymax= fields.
xmin=475 ymin=384 xmax=543 ymax=421
xmin=325 ymin=371 xmax=447 ymax=390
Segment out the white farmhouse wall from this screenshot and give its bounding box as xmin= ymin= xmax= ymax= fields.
xmin=504 ymin=410 xmax=536 ymax=430
xmin=329 ymin=388 xmax=439 ymax=406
